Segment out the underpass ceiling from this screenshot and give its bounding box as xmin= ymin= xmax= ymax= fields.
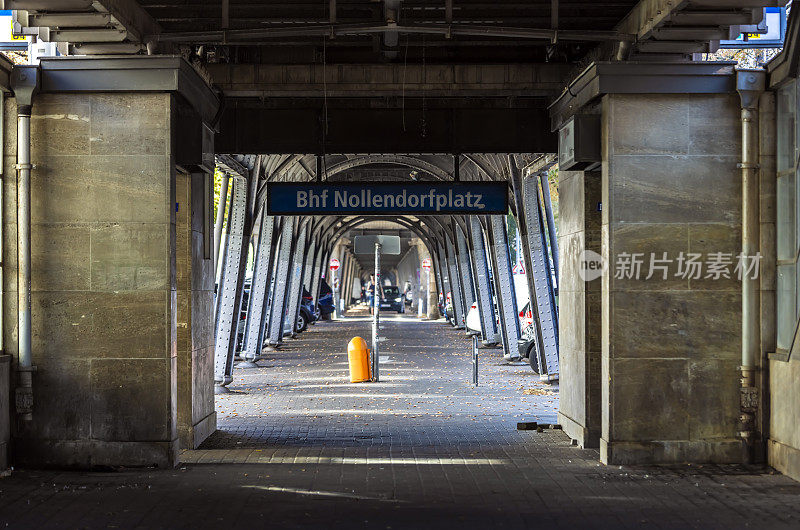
xmin=8 ymin=1 xmax=783 ymax=65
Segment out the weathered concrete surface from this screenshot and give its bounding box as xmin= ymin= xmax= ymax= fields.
xmin=600 ymin=93 xmax=745 ymax=464
xmin=175 ymin=172 xmax=216 ymax=449
xmin=0 ymin=355 xmax=9 ymax=470
xmin=558 ymin=170 xmax=602 ymax=448
xmin=1 ymin=93 xmax=211 ymax=467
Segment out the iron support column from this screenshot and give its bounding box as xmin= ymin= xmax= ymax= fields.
xmin=444 ymin=237 xmax=465 ymax=328
xmin=521 ymin=172 xmax=559 ymax=379
xmin=539 ymin=171 xmax=559 ymax=285
xmin=469 ymin=216 xmax=499 ymax=345
xmin=285 ymin=225 xmax=308 ymax=338
xmin=266 ymin=216 xmax=296 ymax=347
xmin=240 ymin=213 xmax=275 ymax=366
xmin=489 ymin=214 xmax=522 ymax=361
xmin=213 ymin=176 xmax=250 ymax=392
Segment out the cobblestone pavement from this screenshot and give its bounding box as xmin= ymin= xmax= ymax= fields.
xmin=1 ymin=308 xmax=799 ymax=529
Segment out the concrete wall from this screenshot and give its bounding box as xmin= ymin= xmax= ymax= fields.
xmin=558 ymin=170 xmax=602 ymax=448
xmin=600 ymin=93 xmax=745 ymax=464
xmin=175 ymin=172 xmax=216 ymax=449
xmin=2 ymin=92 xmax=212 ymax=467
xmin=0 ymin=355 xmax=9 ymax=470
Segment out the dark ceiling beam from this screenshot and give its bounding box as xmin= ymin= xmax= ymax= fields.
xmin=151 ymin=22 xmax=634 ymax=44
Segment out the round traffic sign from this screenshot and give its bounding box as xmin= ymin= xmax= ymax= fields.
xmin=329 ymin=258 xmax=340 ymax=271
xmin=421 ymin=258 xmax=432 ymax=271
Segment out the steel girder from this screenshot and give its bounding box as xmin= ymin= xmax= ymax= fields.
xmin=469 ymin=215 xmax=499 ymax=345
xmin=488 ymin=214 xmax=522 ymax=360
xmin=285 ymin=224 xmax=308 ymax=338
xmin=310 ymin=235 xmax=327 ymax=309
xmin=213 ymin=175 xmax=250 ymax=389
xmin=241 ymin=212 xmax=276 ymax=363
xmin=539 ymin=171 xmax=559 ymax=287
xmin=509 ymin=157 xmax=545 ymax=373
xmin=266 ymin=216 xmax=296 ymax=346
xmin=520 ymin=170 xmax=559 ymax=379
xmin=454 ymin=220 xmax=476 ymax=326
xmin=444 ymin=235 xmax=466 ymax=329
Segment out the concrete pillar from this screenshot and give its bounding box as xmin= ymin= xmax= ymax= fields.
xmin=557 ymin=170 xmax=601 ymax=449
xmin=175 ymin=172 xmax=217 ymax=449
xmin=3 ymin=91 xmax=216 ymax=467
xmin=599 ymin=93 xmax=743 ymax=464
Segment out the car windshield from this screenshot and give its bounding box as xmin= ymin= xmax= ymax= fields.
xmin=382 ymin=286 xmax=400 ymax=298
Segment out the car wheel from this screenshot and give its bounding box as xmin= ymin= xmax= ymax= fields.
xmin=527 ymin=343 xmax=539 ymax=373
xmin=296 ymin=312 xmax=308 ymax=333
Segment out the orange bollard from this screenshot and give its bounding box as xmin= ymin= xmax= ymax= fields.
xmin=347 ymin=336 xmax=372 ymax=383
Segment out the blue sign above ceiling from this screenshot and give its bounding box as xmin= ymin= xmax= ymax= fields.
xmin=266 ymin=182 xmax=508 ymax=215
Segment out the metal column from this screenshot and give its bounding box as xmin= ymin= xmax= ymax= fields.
xmin=522 ymin=174 xmax=559 ymax=378
xmin=240 ymin=213 xmax=275 ymax=365
xmin=489 ymin=214 xmax=521 ymax=361
xmin=539 ymin=172 xmax=559 ymax=285
xmin=266 ymin=216 xmax=296 ymax=347
xmin=444 ymin=236 xmax=465 ymax=328
xmin=310 ymin=238 xmax=325 ymax=312
xmin=455 ymin=222 xmax=477 ymax=311
xmin=213 ymin=176 xmax=250 ymax=391
xmin=285 ymin=225 xmax=308 ymax=338
xmin=469 ymin=215 xmax=499 ymax=345
xmin=302 ymin=236 xmax=317 ymax=298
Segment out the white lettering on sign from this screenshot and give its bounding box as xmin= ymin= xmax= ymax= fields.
xmin=303 ymin=188 xmax=485 ymax=211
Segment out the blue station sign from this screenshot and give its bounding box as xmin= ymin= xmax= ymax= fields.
xmin=266 ymin=182 xmax=508 ymax=215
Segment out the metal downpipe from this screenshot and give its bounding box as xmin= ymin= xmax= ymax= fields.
xmin=736 ymin=69 xmax=765 ymax=462
xmin=10 ymin=66 xmax=39 ymax=422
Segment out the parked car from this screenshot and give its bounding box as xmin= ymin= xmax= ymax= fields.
xmin=317 ymin=279 xmax=335 ymax=318
xmin=379 ymin=285 xmax=405 ymax=313
xmin=297 ymin=288 xmax=316 ymax=332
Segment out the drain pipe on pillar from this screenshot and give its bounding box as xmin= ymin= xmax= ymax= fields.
xmin=736 ymin=68 xmax=765 ymax=463
xmin=10 ymin=65 xmax=40 ymax=422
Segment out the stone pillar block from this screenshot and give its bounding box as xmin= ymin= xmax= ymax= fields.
xmin=600 ymin=93 xmax=745 ymax=465
xmin=3 ymin=92 xmax=214 ymax=468
xmin=558 ymin=170 xmax=602 ymax=448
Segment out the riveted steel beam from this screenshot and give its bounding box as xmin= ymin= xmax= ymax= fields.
xmin=266 ymin=216 xmax=296 ymax=347
xmin=240 ymin=212 xmax=275 ymax=365
xmin=489 ymin=214 xmax=521 ymax=360
xmin=285 ymin=224 xmax=308 ymax=338
xmin=455 ymin=220 xmax=476 ymax=328
xmin=213 ymin=175 xmax=250 ymax=392
xmin=444 ymin=234 xmax=465 ymax=329
xmin=469 ymin=215 xmax=499 ymax=345
xmin=522 ymin=173 xmax=559 ymax=379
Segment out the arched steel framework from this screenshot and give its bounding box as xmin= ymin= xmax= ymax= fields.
xmin=212 ymin=152 xmax=560 ymax=392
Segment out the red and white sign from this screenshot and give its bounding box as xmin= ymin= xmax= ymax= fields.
xmin=421 ymin=258 xmax=432 ymax=271
xmin=512 ymin=260 xmax=525 ymax=275
xmin=329 ymin=258 xmax=340 ymax=271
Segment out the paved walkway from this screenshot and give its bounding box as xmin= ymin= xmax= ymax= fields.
xmin=0 ymin=309 xmax=799 ymax=529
